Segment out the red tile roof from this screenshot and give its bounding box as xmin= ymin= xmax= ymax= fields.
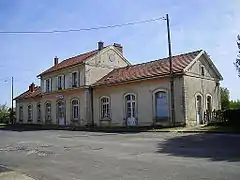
xmin=14 ymin=86 xmax=41 ymax=100
xmin=38 ymin=50 xmax=99 ymax=76
xmin=93 ymin=50 xmax=202 ymax=86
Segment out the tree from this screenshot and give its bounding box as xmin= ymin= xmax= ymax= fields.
xmin=234 ymin=34 xmax=240 ymax=77
xmin=0 ymin=104 xmax=10 ymax=123
xmin=230 ymin=100 xmax=240 ymax=109
xmin=220 ymin=87 xmax=230 ymax=110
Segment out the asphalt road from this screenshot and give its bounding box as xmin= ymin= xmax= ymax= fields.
xmin=0 ymin=130 xmax=240 ymax=180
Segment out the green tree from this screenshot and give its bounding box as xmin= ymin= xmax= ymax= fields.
xmin=220 ymin=87 xmax=230 ymax=110
xmin=230 ymin=100 xmax=240 ymax=109
xmin=234 ymin=34 xmax=240 ymax=76
xmin=0 ymin=104 xmax=10 ymax=123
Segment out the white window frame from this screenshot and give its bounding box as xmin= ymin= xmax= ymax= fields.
xmin=57 ymin=75 xmax=64 ymax=90
xmin=45 ymin=78 xmax=51 ymax=92
xmin=72 ymin=71 xmax=78 ymax=88
xmin=124 ymin=93 xmax=137 ymax=118
xmin=19 ymin=106 xmax=23 ymax=121
xmin=45 ymin=102 xmax=51 ymax=121
xmin=37 ymin=103 xmax=41 ymax=121
xmin=71 ymin=99 xmax=79 ymax=120
xmin=100 ymin=96 xmax=110 ymax=119
xmin=27 ymin=104 xmax=33 ymax=121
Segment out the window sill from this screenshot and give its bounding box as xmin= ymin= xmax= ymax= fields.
xmin=100 ymin=117 xmax=111 ymax=121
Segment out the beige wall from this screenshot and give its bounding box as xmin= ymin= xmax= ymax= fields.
xmin=85 ymin=47 xmax=129 ymax=85
xmin=93 ymin=77 xmax=184 ymax=127
xmin=16 ymin=99 xmax=41 ymax=124
xmin=184 ymin=55 xmax=221 ymax=126
xmin=41 ymin=89 xmax=87 ymax=126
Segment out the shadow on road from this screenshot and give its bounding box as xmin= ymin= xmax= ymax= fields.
xmin=0 ymin=166 xmax=12 ymax=173
xmin=157 ymin=133 xmax=240 ymax=162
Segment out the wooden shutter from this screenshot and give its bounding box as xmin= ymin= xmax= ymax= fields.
xmin=62 ymin=75 xmax=65 ymax=89
xmin=43 ymin=80 xmax=46 ymax=92
xmin=76 ymin=71 xmax=79 ymax=87
xmin=49 ymin=78 xmax=52 ymax=92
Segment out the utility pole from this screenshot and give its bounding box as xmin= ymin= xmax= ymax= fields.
xmin=166 ymin=14 xmax=175 ymax=126
xmin=11 ymin=76 xmax=14 ymax=124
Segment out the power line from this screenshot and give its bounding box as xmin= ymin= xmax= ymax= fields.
xmin=0 ymin=16 xmax=166 ymax=35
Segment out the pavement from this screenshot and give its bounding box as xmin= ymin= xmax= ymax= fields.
xmin=0 ymin=130 xmax=240 ymax=180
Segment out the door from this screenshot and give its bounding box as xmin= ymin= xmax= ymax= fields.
xmin=196 ymin=95 xmax=202 ymax=124
xmin=125 ymin=94 xmax=137 ymax=126
xmin=155 ymin=91 xmax=169 ymax=121
xmin=57 ymin=101 xmax=65 ymax=126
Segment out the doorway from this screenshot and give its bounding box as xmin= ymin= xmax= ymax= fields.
xmin=196 ymin=95 xmax=202 ymax=124
xmin=125 ymin=94 xmax=137 ymax=126
xmin=57 ymin=101 xmax=65 ymax=126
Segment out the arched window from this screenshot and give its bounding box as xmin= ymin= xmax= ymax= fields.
xmin=72 ymin=99 xmax=79 ymax=120
xmin=206 ymin=95 xmax=212 ymax=113
xmin=27 ymin=104 xmax=33 ymax=121
xmin=45 ymin=102 xmax=51 ymax=121
xmin=19 ymin=106 xmax=23 ymax=122
xmin=155 ymin=91 xmax=169 ymax=120
xmin=100 ymin=97 xmax=110 ymax=118
xmin=196 ymin=94 xmax=203 ymax=124
xmin=37 ymin=103 xmax=41 ymax=121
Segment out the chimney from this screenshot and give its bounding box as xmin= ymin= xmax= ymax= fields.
xmin=113 ymin=43 xmax=123 ymax=54
xmin=98 ymin=41 xmax=104 ymax=51
xmin=54 ymin=56 xmax=58 ymax=66
xmin=29 ymin=83 xmax=35 ymax=92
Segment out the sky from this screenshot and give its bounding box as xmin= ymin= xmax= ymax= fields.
xmin=0 ymin=0 xmax=239 ymax=106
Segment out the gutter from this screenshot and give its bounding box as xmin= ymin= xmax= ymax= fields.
xmin=92 ymin=72 xmax=183 ymax=88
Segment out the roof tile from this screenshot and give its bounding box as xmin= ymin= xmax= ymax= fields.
xmin=93 ymin=50 xmax=202 ymax=86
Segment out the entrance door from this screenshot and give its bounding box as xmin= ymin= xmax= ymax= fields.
xmin=57 ymin=101 xmax=65 ymax=126
xmin=196 ymin=95 xmax=202 ymax=124
xmin=155 ymin=91 xmax=169 ymax=121
xmin=125 ymin=94 xmax=137 ymax=126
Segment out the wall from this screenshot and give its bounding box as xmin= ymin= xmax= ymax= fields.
xmin=16 ymin=99 xmax=41 ymax=124
xmin=93 ymin=77 xmax=184 ymax=127
xmin=85 ymin=47 xmax=129 ymax=85
xmin=184 ymin=55 xmax=221 ymax=126
xmin=41 ymin=88 xmax=87 ymax=126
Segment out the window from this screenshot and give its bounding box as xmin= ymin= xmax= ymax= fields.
xmin=125 ymin=94 xmax=136 ymax=118
xmin=72 ymin=99 xmax=79 ymax=120
xmin=206 ymin=95 xmax=212 ymax=113
xmin=72 ymin=72 xmax=78 ymax=87
xmin=155 ymin=91 xmax=169 ymax=120
xmin=45 ymin=102 xmax=51 ymax=121
xmin=27 ymin=105 xmax=32 ymax=121
xmin=19 ymin=106 xmax=23 ymax=121
xmin=100 ymin=97 xmax=110 ymax=118
xmin=37 ymin=103 xmax=41 ymax=121
xmin=57 ymin=75 xmax=64 ymax=90
xmin=201 ymin=66 xmax=205 ymax=76
xmin=45 ymin=78 xmax=51 ymax=92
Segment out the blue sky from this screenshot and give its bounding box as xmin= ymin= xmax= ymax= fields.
xmin=0 ymin=0 xmax=239 ymax=106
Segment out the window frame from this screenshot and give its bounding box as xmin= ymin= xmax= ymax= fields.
xmin=200 ymin=65 xmax=205 ymax=76
xmin=45 ymin=102 xmax=52 ymax=121
xmin=37 ymin=103 xmax=41 ymax=121
xmin=57 ymin=75 xmax=64 ymax=90
xmin=45 ymin=78 xmax=51 ymax=92
xmin=100 ymin=96 xmax=111 ymax=119
xmin=206 ymin=94 xmax=213 ymax=112
xmin=71 ymin=99 xmax=79 ymax=121
xmin=72 ymin=71 xmax=78 ymax=88
xmin=19 ymin=106 xmax=23 ymax=122
xmin=124 ymin=93 xmax=137 ymax=119
xmin=27 ymin=104 xmax=33 ymax=121
xmin=152 ymin=89 xmax=169 ymax=121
